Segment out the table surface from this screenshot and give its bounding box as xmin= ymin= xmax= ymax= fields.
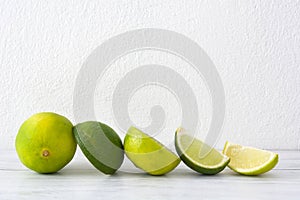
xmin=0 ymin=149 xmax=299 ymax=200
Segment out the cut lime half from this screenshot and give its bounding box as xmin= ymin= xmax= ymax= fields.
xmin=73 ymin=121 xmax=124 ymax=175
xmin=124 ymin=126 xmax=180 ymax=175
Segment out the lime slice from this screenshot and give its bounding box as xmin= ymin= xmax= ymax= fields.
xmin=73 ymin=121 xmax=124 ymax=175
xmin=175 ymin=127 xmax=229 ymax=175
xmin=223 ymin=141 xmax=279 ymax=175
xmin=124 ymin=126 xmax=180 ymax=175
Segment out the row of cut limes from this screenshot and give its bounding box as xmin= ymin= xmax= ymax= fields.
xmin=16 ymin=112 xmax=278 ymax=176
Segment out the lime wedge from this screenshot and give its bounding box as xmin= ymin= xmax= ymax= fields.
xmin=73 ymin=121 xmax=124 ymax=175
xmin=223 ymin=141 xmax=279 ymax=175
xmin=124 ymin=126 xmax=180 ymax=175
xmin=175 ymin=127 xmax=230 ymax=175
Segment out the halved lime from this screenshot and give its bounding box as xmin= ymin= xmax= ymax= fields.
xmin=223 ymin=141 xmax=279 ymax=175
xmin=73 ymin=121 xmax=124 ymax=175
xmin=175 ymin=127 xmax=229 ymax=175
xmin=124 ymin=126 xmax=180 ymax=175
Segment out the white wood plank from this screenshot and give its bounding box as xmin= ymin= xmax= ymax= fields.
xmin=0 ymin=150 xmax=299 ymax=200
xmin=2 ymin=150 xmax=299 ymax=170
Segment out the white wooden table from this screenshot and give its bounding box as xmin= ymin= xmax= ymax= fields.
xmin=0 ymin=150 xmax=299 ymax=200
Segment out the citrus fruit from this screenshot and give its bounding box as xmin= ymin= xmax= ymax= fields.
xmin=223 ymin=141 xmax=279 ymax=175
xmin=124 ymin=126 xmax=180 ymax=175
xmin=73 ymin=121 xmax=124 ymax=175
xmin=175 ymin=127 xmax=230 ymax=175
xmin=15 ymin=112 xmax=77 ymax=173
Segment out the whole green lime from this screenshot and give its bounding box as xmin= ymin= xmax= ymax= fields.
xmin=15 ymin=112 xmax=77 ymax=173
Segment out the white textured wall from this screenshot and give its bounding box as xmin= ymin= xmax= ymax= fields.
xmin=1 ymin=0 xmax=299 ymax=150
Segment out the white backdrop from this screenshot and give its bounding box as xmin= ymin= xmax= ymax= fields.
xmin=0 ymin=0 xmax=299 ymax=150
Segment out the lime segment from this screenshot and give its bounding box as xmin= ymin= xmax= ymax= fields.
xmin=223 ymin=141 xmax=279 ymax=175
xmin=175 ymin=127 xmax=229 ymax=175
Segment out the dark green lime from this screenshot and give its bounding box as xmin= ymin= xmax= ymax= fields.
xmin=73 ymin=121 xmax=124 ymax=175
